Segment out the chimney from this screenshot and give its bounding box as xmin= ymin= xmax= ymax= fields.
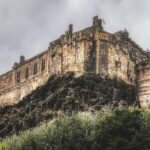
xmin=12 ymin=62 xmax=18 ymax=69
xmin=93 ymin=16 xmax=99 ymax=26
xmin=20 ymin=55 xmax=25 ymax=63
xmin=93 ymin=16 xmax=103 ymax=30
xmin=69 ymin=24 xmax=73 ymax=34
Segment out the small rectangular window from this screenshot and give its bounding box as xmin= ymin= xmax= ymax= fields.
xmin=33 ymin=63 xmax=38 ymax=75
xmin=67 ymin=58 xmax=70 ymax=64
xmin=25 ymin=68 xmax=29 ymax=79
xmin=127 ymin=62 xmax=130 ymax=70
xmin=116 ymin=53 xmax=119 ymax=61
xmin=16 ymin=71 xmax=20 ymax=83
xmin=73 ymin=41 xmax=76 ymax=46
xmin=41 ymin=59 xmax=46 ymax=71
xmin=76 ymin=48 xmax=80 ymax=62
xmin=64 ymin=44 xmax=67 ymax=49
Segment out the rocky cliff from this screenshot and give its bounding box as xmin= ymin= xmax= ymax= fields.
xmin=0 ymin=72 xmax=137 ymax=139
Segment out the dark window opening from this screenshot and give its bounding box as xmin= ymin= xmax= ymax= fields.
xmin=25 ymin=68 xmax=29 ymax=79
xmin=127 ymin=62 xmax=130 ymax=70
xmin=33 ymin=63 xmax=38 ymax=75
xmin=127 ymin=62 xmax=131 ymax=80
xmin=41 ymin=59 xmax=46 ymax=71
xmin=16 ymin=71 xmax=20 ymax=83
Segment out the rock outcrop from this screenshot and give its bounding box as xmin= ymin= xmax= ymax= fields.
xmin=0 ymin=72 xmax=137 ymax=139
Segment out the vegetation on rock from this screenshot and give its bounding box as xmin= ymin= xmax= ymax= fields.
xmin=0 ymin=72 xmax=136 ymax=139
xmin=1 ymin=108 xmax=150 ymax=150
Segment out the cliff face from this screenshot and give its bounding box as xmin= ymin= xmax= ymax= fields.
xmin=0 ymin=72 xmax=137 ymax=139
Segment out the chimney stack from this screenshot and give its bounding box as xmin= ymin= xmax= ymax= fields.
xmin=69 ymin=24 xmax=73 ymax=34
xmin=93 ymin=16 xmax=103 ymax=30
xmin=20 ymin=55 xmax=25 ymax=64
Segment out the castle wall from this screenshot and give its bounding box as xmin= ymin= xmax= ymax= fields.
xmin=137 ymin=62 xmax=150 ymax=108
xmin=0 ymin=71 xmax=15 ymax=96
xmin=97 ymin=32 xmax=134 ymax=83
xmin=0 ymin=16 xmax=149 ymax=107
xmin=0 ymin=51 xmax=50 ymax=106
xmin=105 ymin=31 xmax=148 ymax=85
xmin=49 ymin=27 xmax=95 ymax=75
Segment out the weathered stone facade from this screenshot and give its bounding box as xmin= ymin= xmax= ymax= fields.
xmin=137 ymin=61 xmax=150 ymax=108
xmin=0 ymin=16 xmax=149 ymax=107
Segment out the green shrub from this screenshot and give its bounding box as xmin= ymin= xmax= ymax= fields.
xmin=2 ymin=108 xmax=150 ymax=150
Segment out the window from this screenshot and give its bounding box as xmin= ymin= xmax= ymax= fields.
xmin=127 ymin=62 xmax=130 ymax=70
xmin=115 ymin=53 xmax=121 ymax=68
xmin=41 ymin=59 xmax=46 ymax=71
xmin=64 ymin=36 xmax=67 ymax=42
xmin=72 ymin=34 xmax=76 ymax=39
xmin=25 ymin=68 xmax=29 ymax=79
xmin=67 ymin=58 xmax=71 ymax=64
xmin=16 ymin=71 xmax=20 ymax=83
xmin=76 ymin=48 xmax=80 ymax=62
xmin=116 ymin=44 xmax=120 ymax=50
xmin=90 ymin=33 xmax=93 ymax=37
xmin=90 ymin=41 xmax=93 ymax=46
xmin=101 ymin=48 xmax=106 ymax=55
xmin=64 ymin=44 xmax=67 ymax=49
xmin=73 ymin=41 xmax=76 ymax=46
xmin=33 ymin=63 xmax=38 ymax=75
xmin=116 ymin=53 xmax=119 ymax=61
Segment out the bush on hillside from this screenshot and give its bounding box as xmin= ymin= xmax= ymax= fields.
xmin=1 ymin=108 xmax=150 ymax=150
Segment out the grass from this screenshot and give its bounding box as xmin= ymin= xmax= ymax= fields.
xmin=1 ymin=108 xmax=150 ymax=150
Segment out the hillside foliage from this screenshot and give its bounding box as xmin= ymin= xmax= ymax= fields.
xmin=1 ymin=108 xmax=150 ymax=150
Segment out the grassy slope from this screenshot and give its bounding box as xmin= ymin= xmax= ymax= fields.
xmin=0 ymin=72 xmax=136 ymax=139
xmin=1 ymin=108 xmax=150 ymax=150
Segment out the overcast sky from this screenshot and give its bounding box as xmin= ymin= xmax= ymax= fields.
xmin=0 ymin=0 xmax=150 ymax=74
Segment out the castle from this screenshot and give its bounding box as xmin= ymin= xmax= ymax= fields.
xmin=0 ymin=16 xmax=149 ymax=107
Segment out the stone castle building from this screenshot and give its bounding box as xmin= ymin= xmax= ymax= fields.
xmin=0 ymin=16 xmax=150 ymax=107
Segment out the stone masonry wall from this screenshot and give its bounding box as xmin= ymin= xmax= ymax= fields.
xmin=0 ymin=51 xmax=50 ymax=106
xmin=0 ymin=16 xmax=149 ymax=107
xmin=137 ymin=62 xmax=150 ymax=108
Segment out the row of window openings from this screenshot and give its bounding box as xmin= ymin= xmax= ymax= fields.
xmin=59 ymin=48 xmax=80 ymax=64
xmin=66 ymin=50 xmax=80 ymax=64
xmin=16 ymin=60 xmax=46 ymax=83
xmin=64 ymin=41 xmax=93 ymax=49
xmin=63 ymin=41 xmax=77 ymax=49
xmin=66 ymin=57 xmax=80 ymax=64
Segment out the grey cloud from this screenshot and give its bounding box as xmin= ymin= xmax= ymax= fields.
xmin=0 ymin=0 xmax=150 ymax=74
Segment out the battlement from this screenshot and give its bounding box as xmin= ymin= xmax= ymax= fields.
xmin=0 ymin=16 xmax=149 ymax=107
